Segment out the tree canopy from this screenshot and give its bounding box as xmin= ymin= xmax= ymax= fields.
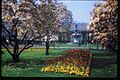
xmin=89 ymin=0 xmax=118 ymax=51
xmin=2 ymin=0 xmax=73 ymax=61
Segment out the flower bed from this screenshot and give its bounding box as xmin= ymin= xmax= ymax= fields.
xmin=41 ymin=49 xmax=92 ymax=77
xmin=41 ymin=62 xmax=90 ymax=77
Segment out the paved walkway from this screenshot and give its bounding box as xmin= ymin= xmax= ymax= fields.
xmin=4 ymin=45 xmax=103 ymax=49
xmin=31 ymin=46 xmax=103 ymax=49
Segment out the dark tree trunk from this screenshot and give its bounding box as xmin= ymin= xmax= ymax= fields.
xmin=12 ymin=41 xmax=19 ymax=63
xmin=96 ymin=41 xmax=99 ymax=50
xmin=12 ymin=24 xmax=19 ymax=63
xmin=106 ymin=44 xmax=110 ymax=51
xmin=101 ymin=43 xmax=105 ymax=50
xmin=45 ymin=40 xmax=49 ymax=55
xmin=78 ymin=41 xmax=81 ymax=47
xmin=12 ymin=54 xmax=19 ymax=63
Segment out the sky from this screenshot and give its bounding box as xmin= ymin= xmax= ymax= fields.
xmin=57 ymin=0 xmax=104 ymax=23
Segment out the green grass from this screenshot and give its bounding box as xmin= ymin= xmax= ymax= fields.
xmin=2 ymin=49 xmax=67 ymax=62
xmin=90 ymin=49 xmax=117 ymax=78
xmin=2 ymin=48 xmax=117 ymax=77
xmin=91 ymin=64 xmax=117 ymax=78
xmin=2 ymin=67 xmax=80 ymax=77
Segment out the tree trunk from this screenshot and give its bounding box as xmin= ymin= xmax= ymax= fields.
xmin=12 ymin=54 xmax=19 ymax=63
xmin=45 ymin=41 xmax=49 ymax=55
xmin=13 ymin=33 xmax=19 ymax=63
xmin=13 ymin=41 xmax=19 ymax=63
xmin=96 ymin=41 xmax=99 ymax=50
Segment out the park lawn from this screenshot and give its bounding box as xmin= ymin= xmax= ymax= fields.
xmin=91 ymin=64 xmax=117 ymax=78
xmin=2 ymin=67 xmax=80 ymax=77
xmin=2 ymin=48 xmax=67 ymax=62
xmin=2 ymin=48 xmax=117 ymax=77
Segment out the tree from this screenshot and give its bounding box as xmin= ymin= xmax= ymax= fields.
xmin=33 ymin=0 xmax=73 ymax=55
xmin=56 ymin=3 xmax=73 ymax=42
xmin=89 ymin=0 xmax=118 ymax=51
xmin=2 ymin=0 xmax=36 ymax=62
xmin=32 ymin=0 xmax=59 ymax=55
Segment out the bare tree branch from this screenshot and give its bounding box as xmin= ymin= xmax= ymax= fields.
xmin=1 ymin=44 xmax=13 ymax=56
xmin=20 ymin=28 xmax=29 ymax=42
xmin=18 ymin=43 xmax=33 ymax=55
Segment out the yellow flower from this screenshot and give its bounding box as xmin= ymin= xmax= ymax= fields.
xmin=40 ymin=62 xmax=90 ymax=77
xmin=85 ymin=67 xmax=90 ymax=72
xmin=62 ymin=70 xmax=67 ymax=73
xmin=41 ymin=68 xmax=44 ymax=72
xmin=69 ymin=70 xmax=76 ymax=74
xmin=66 ymin=66 xmax=70 ymax=70
xmin=44 ymin=67 xmax=50 ymax=72
xmin=83 ymin=73 xmax=89 ymax=77
xmin=76 ymin=71 xmax=81 ymax=75
xmin=69 ymin=71 xmax=73 ymax=74
xmin=79 ymin=72 xmax=84 ymax=76
xmin=70 ymin=66 xmax=74 ymax=70
xmin=81 ymin=67 xmax=85 ymax=71
xmin=50 ymin=69 xmax=54 ymax=72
